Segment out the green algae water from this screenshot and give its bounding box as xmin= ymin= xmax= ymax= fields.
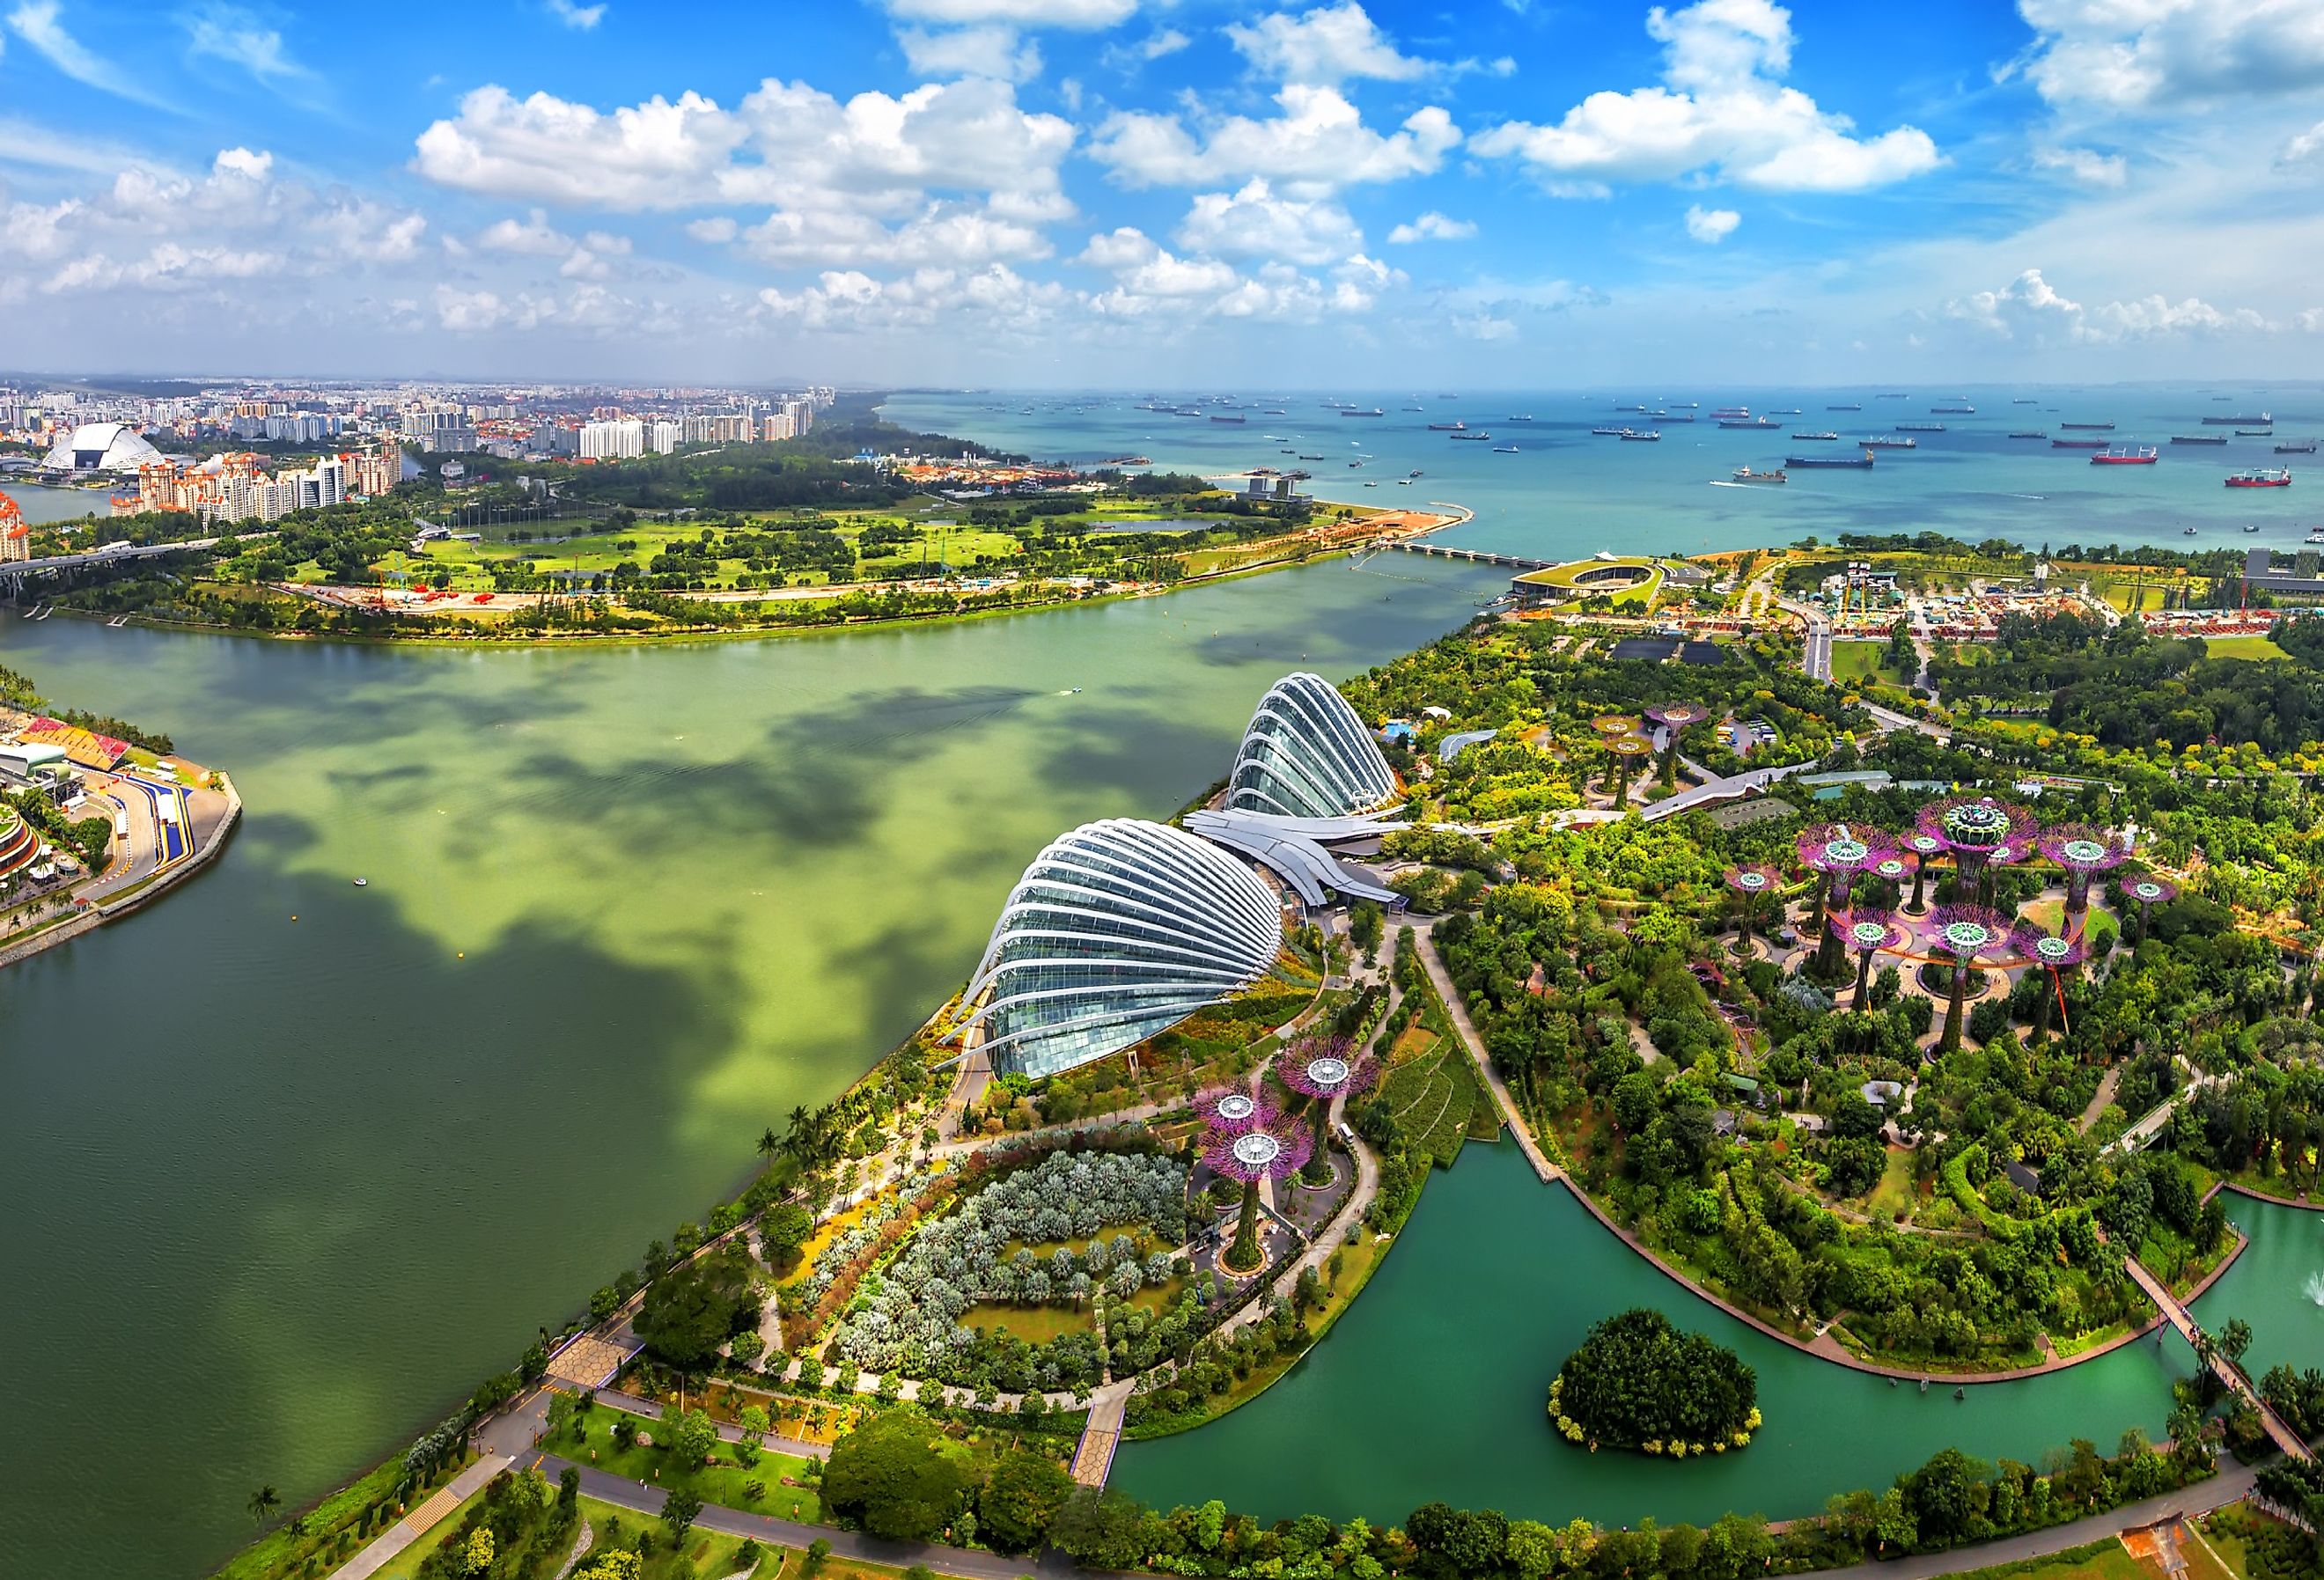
xmin=1 ymin=563 xmax=1506 ymax=1579
xmin=1115 ymin=1143 xmax=2197 ymax=1529
xmin=2192 ymin=1193 xmax=2324 ymax=1384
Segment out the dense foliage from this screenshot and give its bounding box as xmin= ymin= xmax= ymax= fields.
xmin=1548 ymin=1309 xmax=1760 ymax=1454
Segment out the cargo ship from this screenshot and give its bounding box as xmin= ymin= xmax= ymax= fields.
xmin=2008 ymin=430 xmax=2047 ymax=439
xmin=1827 ymin=403 xmax=1862 ymax=411
xmin=1897 ymin=422 xmax=1946 ymax=432
xmin=1792 ymin=430 xmax=1839 ymax=440
xmin=1931 ymin=404 xmax=1975 ymax=415
xmin=2169 ymin=435 xmax=2227 ymax=445
xmin=1340 ymin=407 xmax=1384 ymax=417
xmin=1591 ymin=427 xmax=1626 ymax=436
xmin=2060 ymin=421 xmax=2114 ymax=430
xmin=1619 ymin=430 xmax=1662 ymax=442
xmin=1731 ymin=466 xmax=1787 ymax=484
xmin=2052 ymin=437 xmax=2108 ymax=449
xmin=2012 ymin=398 xmax=2039 ymax=404
xmin=1428 ymin=421 xmax=1467 ymax=430
xmin=2204 ymin=412 xmax=2269 ymax=425
xmin=1450 ymin=430 xmax=1492 ymax=440
xmin=1864 ymin=435 xmax=1918 ymax=449
xmin=2091 ymin=445 xmax=2159 ymax=465
xmin=1718 ymin=418 xmax=1782 ymax=429
xmin=1210 ymin=413 xmax=1246 ymax=423
xmin=1710 ymin=406 xmax=1751 ymax=421
xmin=2237 ymin=428 xmax=2276 ymax=437
xmin=1492 ymin=445 xmax=1520 ymax=453
xmin=2276 ymin=440 xmax=2318 ymax=454
xmin=2226 ymin=467 xmax=2291 ymax=489
xmin=1788 ymin=450 xmax=1874 ymax=468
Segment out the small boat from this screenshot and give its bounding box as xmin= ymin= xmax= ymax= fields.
xmin=2170 ymin=435 xmax=2228 ymax=445
xmin=1731 ymin=467 xmax=1787 ymax=484
xmin=2184 ymin=525 xmax=2199 ymax=535
xmin=2305 ymin=528 xmax=2324 ymax=543
xmin=1397 ymin=478 xmax=1413 ymax=485
xmin=2091 ymin=445 xmax=2159 ymax=465
xmin=1364 ymin=481 xmax=1378 ymax=487
xmin=1492 ymin=445 xmax=1520 ymax=453
xmin=353 ymin=877 xmax=369 ymax=887
xmin=2013 ymin=398 xmax=2039 ymax=404
xmin=2008 ymin=430 xmax=2047 ymax=439
xmin=1619 ymin=430 xmax=1662 ymax=442
xmin=1298 ymin=453 xmax=1324 ymax=459
xmin=2275 ymin=440 xmax=2318 ymax=453
xmin=1408 ymin=468 xmax=1423 ymax=477
xmin=1791 ymin=430 xmax=1839 ymax=440
xmin=2226 ymin=468 xmax=2291 ymax=489
xmin=2244 ymin=522 xmax=2261 ymax=531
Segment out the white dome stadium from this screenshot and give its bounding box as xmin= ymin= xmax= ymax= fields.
xmin=41 ymin=423 xmax=165 ymax=474
xmin=963 ymin=819 xmax=1282 ymax=1080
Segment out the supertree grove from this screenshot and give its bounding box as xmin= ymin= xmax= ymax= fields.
xmin=1202 ymin=1105 xmax=1314 ymax=1275
xmin=1923 ymin=904 xmax=2019 ymax=1053
xmin=1274 ymin=1034 xmax=1378 ymax=1183
xmin=1902 ymin=833 xmax=1947 ymax=913
xmin=2121 ymin=872 xmax=2180 ymax=944
xmin=1829 ymin=907 xmax=1908 ymax=1011
xmin=1644 ymin=702 xmax=1713 ymax=788
xmin=1916 ymin=797 xmax=2041 ymax=905
xmin=1798 ymin=823 xmax=1899 ymax=975
xmin=1723 ymin=865 xmax=1781 ymax=952
xmin=1872 ymin=853 xmax=1916 ymax=909
xmin=2038 ymin=825 xmax=2132 ymax=915
xmin=2010 ymin=922 xmax=2091 ymax=1037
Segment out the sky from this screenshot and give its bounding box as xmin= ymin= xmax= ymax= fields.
xmin=4 ymin=0 xmax=2324 ymax=386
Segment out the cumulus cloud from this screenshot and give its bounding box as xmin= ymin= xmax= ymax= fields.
xmin=1947 ymin=267 xmax=2272 ymax=342
xmin=1225 ymin=3 xmax=1425 ymax=85
xmin=1174 ymin=180 xmax=1363 ymax=264
xmin=1386 ymin=210 xmax=1475 ymax=244
xmin=896 ymin=24 xmax=1043 ymax=82
xmin=1470 ymin=0 xmax=1940 ymax=193
xmin=1092 ymin=85 xmax=1459 ymax=193
xmin=754 ymin=262 xmax=1070 ymax=335
xmin=2011 ymin=0 xmax=2324 ymax=109
xmin=2034 ymin=146 xmax=2127 ymax=186
xmin=1684 ymin=203 xmax=1739 ymax=242
xmin=476 ymin=209 xmax=575 ymax=256
xmin=740 ymin=202 xmax=1052 ymax=267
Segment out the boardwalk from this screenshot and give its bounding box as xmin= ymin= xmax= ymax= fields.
xmin=2123 ymin=1256 xmax=2311 ymax=1460
xmin=1070 ymin=1381 xmax=1130 ymax=1486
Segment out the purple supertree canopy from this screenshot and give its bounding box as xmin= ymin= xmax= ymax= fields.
xmin=1907 ymin=832 xmax=1949 ymax=864
xmin=1195 ymin=1086 xmax=1278 ymax=1136
xmin=1724 ymin=863 xmax=1780 ymax=897
xmin=1923 ymin=903 xmax=2019 ymax=961
xmin=2011 ymin=922 xmax=2090 ymax=971
xmin=1797 ymin=822 xmax=1898 ymax=878
xmin=1829 ymin=907 xmax=1908 ymax=953
xmin=1917 ymin=797 xmax=2041 ymax=859
xmin=1203 ymin=1121 xmax=1316 ymax=1184
xmin=1275 ymin=1035 xmax=1379 ymax=1101
xmin=2122 ymin=872 xmax=2180 ymax=907
xmin=1644 ymin=703 xmax=1712 ymax=730
xmin=2038 ymin=824 xmax=2130 ymax=875
xmin=1874 ymin=854 xmax=1917 ymax=884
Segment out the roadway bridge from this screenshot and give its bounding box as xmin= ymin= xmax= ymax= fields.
xmin=2123 ymin=1255 xmax=2312 ymax=1461
xmin=1385 ymin=541 xmax=1555 ymax=570
xmin=0 ymin=531 xmax=271 ymax=589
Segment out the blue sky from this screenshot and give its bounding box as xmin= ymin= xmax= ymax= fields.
xmin=4 ymin=0 xmax=2323 ymax=385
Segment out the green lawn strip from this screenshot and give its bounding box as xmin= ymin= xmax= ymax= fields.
xmin=574 ymin=1496 xmax=764 ymax=1580
xmin=555 ymin=1416 xmax=824 ymax=1523
xmin=2200 ymin=636 xmax=2290 ymax=662
xmin=206 ymin=1458 xmax=411 ymax=1580
xmin=1942 ymin=1538 xmax=2145 ymax=1580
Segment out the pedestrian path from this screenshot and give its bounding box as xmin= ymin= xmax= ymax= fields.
xmin=2123 ymin=1255 xmax=2311 ymax=1460
xmin=1411 ymin=923 xmax=1561 ymax=1183
xmin=326 ymin=1453 xmax=512 ymax=1580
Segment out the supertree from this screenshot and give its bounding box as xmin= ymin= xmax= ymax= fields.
xmin=1274 ymin=1034 xmax=1378 ymax=1183
xmin=1901 ymin=832 xmax=1948 ymax=913
xmin=1923 ymin=904 xmax=2019 ymax=1054
xmin=2121 ymin=872 xmax=2179 ymax=945
xmin=1916 ymin=797 xmax=2041 ymax=906
xmin=1723 ymin=865 xmax=1781 ymax=951
xmin=1644 ymin=702 xmax=1713 ymax=788
xmin=2039 ymin=825 xmax=2131 ymax=915
xmin=1798 ymin=823 xmax=1899 ymax=976
xmin=1830 ymin=907 xmax=1908 ymax=1011
xmin=1606 ymin=736 xmax=1651 ymax=805
xmin=2010 ymin=921 xmax=2090 ymax=1038
xmin=1202 ymin=1107 xmax=1314 ymax=1276
xmin=1873 ymin=853 xmax=1917 ymax=909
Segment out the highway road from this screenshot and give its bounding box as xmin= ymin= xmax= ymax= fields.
xmin=0 ymin=529 xmax=271 ymax=580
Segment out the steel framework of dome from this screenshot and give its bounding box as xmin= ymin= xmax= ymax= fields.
xmin=963 ymin=818 xmax=1283 ymax=1080
xmin=1225 ymin=672 xmax=1398 ymax=819
xmin=40 ymin=423 xmax=165 ymax=474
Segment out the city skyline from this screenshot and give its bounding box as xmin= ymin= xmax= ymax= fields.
xmin=3 ymin=0 xmax=2323 ymax=383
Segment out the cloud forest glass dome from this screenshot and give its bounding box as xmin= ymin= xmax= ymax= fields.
xmin=963 ymin=818 xmax=1283 ymax=1080
xmin=1225 ymin=672 xmax=1398 ymax=819
xmin=40 ymin=423 xmax=165 ymax=474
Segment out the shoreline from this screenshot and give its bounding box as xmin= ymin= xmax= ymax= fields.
xmin=0 ymin=770 xmax=243 ymax=973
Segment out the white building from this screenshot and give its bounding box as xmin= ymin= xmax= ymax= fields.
xmin=578 ymin=419 xmax=644 ymax=460
xmin=651 ymin=420 xmax=682 ymax=455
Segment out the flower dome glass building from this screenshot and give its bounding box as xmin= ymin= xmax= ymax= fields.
xmin=1225 ymin=672 xmax=1398 ymax=819
xmin=963 ymin=819 xmax=1283 ymax=1080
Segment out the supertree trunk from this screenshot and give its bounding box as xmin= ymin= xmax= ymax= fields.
xmin=1814 ymin=878 xmax=1847 ymax=976
xmin=1303 ymin=1103 xmax=1332 ymax=1184
xmin=1854 ymin=947 xmax=1877 ymax=1011
xmin=1908 ymin=865 xmax=1929 ymax=913
xmin=2067 ymin=871 xmax=2092 ymax=915
xmin=1943 ymin=961 xmax=1968 ymax=1052
xmin=2135 ymin=899 xmax=2152 ymax=945
xmin=1226 ymin=1180 xmax=1263 ymax=1274
xmin=2032 ymin=970 xmax=2055 ymax=1037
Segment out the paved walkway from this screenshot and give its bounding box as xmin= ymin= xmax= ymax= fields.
xmin=1070 ymin=1380 xmax=1131 ymax=1487
xmin=325 ymin=1452 xmax=513 ymax=1580
xmin=1410 ymin=922 xmax=1561 ymax=1183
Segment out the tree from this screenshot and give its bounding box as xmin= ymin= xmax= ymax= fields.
xmin=1048 ymin=1488 xmax=1151 ymax=1570
xmin=980 ymin=1447 xmax=1073 ymax=1554
xmin=635 ymin=1244 xmax=756 ymax=1369
xmin=758 ymin=1126 xmax=783 ymax=1167
xmin=761 ymin=1203 xmax=814 ymax=1266
xmin=459 ymin=1526 xmax=496 ymax=1576
xmin=821 ymin=1405 xmax=975 ymax=1541
xmin=559 ymin=1466 xmax=581 ymax=1512
xmin=805 ymin=1538 xmax=833 ymax=1577
xmin=246 ymin=1485 xmax=281 ymax=1525
xmin=2220 ymin=1317 xmax=2253 ymax=1368
xmin=667 ymin=1407 xmax=717 ymax=1466
xmin=662 ymin=1487 xmax=704 ymax=1540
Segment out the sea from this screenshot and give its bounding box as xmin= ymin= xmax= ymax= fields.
xmin=881 ymin=386 xmax=2324 ymax=565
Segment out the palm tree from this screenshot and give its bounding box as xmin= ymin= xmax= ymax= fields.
xmin=246 ymin=1484 xmax=281 ymax=1524
xmin=756 ymin=1126 xmax=782 ymax=1168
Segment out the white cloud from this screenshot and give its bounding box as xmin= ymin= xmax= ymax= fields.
xmin=1070 ymin=224 xmax=1398 ymax=321
xmin=1386 ymin=210 xmax=1475 ymax=244
xmin=2034 ymin=147 xmax=2127 ymax=187
xmin=1092 ymin=85 xmax=1459 ymax=193
xmin=2284 ymin=120 xmax=2324 ymax=163
xmin=213 ymin=147 xmax=273 ymax=180
xmin=1225 ymin=3 xmax=1425 ymax=86
xmin=181 ymin=4 xmax=312 ymax=83
xmin=1175 ymin=179 xmax=1362 ymax=264
xmin=1452 ymin=312 xmax=1517 ymax=340
xmin=1684 ymin=203 xmax=1739 ymax=242
xmin=881 ymin=0 xmax=1135 ymax=26
xmin=1946 ymin=267 xmax=2273 ymax=342
xmin=1470 ymin=0 xmax=1940 ymax=193
xmin=476 ymin=209 xmax=575 ymax=256
xmin=754 ymin=263 xmax=1070 ymax=335
xmin=546 ymin=0 xmax=606 ymax=28
xmin=7 ymin=1 xmax=177 ymax=108
xmin=740 ymin=203 xmax=1052 ymax=267
xmin=896 ymin=24 xmax=1043 ymax=82
xmin=685 ymin=216 xmax=739 ymax=243
xmin=1133 ymin=27 xmax=1187 ymax=59
xmin=2012 ymin=0 xmax=2324 ymax=109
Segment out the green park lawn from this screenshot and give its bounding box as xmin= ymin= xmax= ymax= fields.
xmin=960 ymin=1274 xmax=1190 ymax=1345
xmin=2200 ymin=636 xmax=2290 ymax=661
xmin=554 ymin=1414 xmax=824 ymax=1524
xmin=575 ymin=1497 xmax=766 ymax=1580
xmin=1946 ymin=1539 xmax=2150 ymax=1580
xmin=1830 ymin=641 xmax=1910 ymax=686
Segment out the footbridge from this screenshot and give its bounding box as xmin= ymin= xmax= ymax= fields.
xmin=1385 ymin=541 xmax=1555 ymax=570
xmin=2123 ymin=1255 xmax=2311 ymax=1461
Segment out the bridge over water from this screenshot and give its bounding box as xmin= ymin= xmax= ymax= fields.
xmin=2123 ymin=1254 xmax=2312 ymax=1462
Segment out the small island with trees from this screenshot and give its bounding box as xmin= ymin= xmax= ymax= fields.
xmin=1547 ymin=1308 xmax=1761 ymax=1457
